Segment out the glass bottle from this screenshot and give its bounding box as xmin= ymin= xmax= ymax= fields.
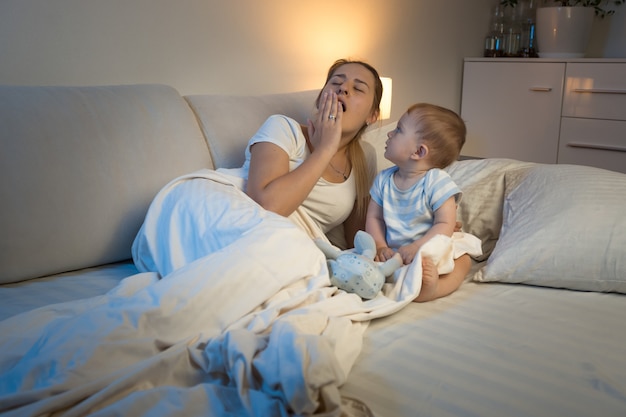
xmin=517 ymin=0 xmax=538 ymax=57
xmin=503 ymin=5 xmax=522 ymax=57
xmin=484 ymin=4 xmax=506 ymax=57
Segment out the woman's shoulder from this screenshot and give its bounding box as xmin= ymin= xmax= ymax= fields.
xmin=262 ymin=114 xmax=303 ymax=131
xmin=259 ymin=114 xmax=304 ymax=142
xmin=253 ymin=114 xmax=306 ymax=148
xmin=242 ymin=115 xmax=307 ymax=172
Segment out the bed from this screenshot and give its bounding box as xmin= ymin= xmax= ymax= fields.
xmin=342 ymin=157 xmax=626 ymax=417
xmin=1 ymin=84 xmax=625 ymax=417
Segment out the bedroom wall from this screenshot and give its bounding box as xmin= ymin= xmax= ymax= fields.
xmin=0 ymin=1 xmax=623 ymax=121
xmin=0 ymin=0 xmax=495 ymax=120
xmin=588 ymin=7 xmax=626 ymax=58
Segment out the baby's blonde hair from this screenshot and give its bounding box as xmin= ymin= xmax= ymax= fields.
xmin=407 ymin=103 xmax=466 ymax=168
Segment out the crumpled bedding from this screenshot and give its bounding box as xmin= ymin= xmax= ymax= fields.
xmin=0 ymin=170 xmax=481 ymax=416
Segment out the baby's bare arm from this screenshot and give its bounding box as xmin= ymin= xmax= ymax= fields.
xmin=366 ymin=199 xmax=395 ymax=261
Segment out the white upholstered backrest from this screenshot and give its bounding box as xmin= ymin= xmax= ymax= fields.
xmin=185 ymin=90 xmax=320 ymax=169
xmin=0 ymin=84 xmax=213 ymax=283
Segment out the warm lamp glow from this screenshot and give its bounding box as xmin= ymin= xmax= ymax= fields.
xmin=380 ymin=77 xmax=392 ymax=120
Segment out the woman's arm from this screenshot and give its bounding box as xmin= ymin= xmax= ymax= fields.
xmin=246 ymin=141 xmax=331 ymax=216
xmin=246 ymin=92 xmax=343 ymax=216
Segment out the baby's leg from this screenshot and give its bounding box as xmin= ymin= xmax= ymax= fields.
xmin=413 ymin=257 xmax=440 ymax=302
xmin=422 ymin=257 xmax=440 ymax=283
xmin=414 ymin=254 xmax=471 ymax=303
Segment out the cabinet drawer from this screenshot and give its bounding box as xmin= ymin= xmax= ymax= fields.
xmin=558 ymin=117 xmax=626 ymax=174
xmin=562 ymin=63 xmax=626 ymax=121
xmin=461 ymin=61 xmax=564 ymax=163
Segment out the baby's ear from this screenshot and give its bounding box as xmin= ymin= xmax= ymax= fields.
xmin=412 ymin=144 xmax=428 ymax=159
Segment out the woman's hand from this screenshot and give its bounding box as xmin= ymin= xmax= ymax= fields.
xmin=246 ymin=93 xmax=345 ymax=217
xmin=307 ymin=92 xmax=343 ymax=154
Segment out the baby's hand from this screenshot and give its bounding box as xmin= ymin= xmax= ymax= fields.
xmin=375 ymin=247 xmax=396 ymax=262
xmin=397 ymin=244 xmax=419 ymax=265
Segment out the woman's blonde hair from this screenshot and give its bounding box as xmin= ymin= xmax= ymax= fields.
xmin=407 ymin=103 xmax=466 ymax=169
xmin=316 ymin=59 xmax=383 ymax=221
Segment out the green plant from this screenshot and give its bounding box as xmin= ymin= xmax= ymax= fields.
xmin=500 ymin=0 xmax=625 ymax=18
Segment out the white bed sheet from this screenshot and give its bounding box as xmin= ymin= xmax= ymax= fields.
xmin=4 ymin=159 xmax=625 ymax=416
xmin=1 ymin=170 xmax=467 ymax=416
xmin=341 ymin=268 xmax=626 ymax=417
xmin=3 ymin=262 xmax=626 ymax=416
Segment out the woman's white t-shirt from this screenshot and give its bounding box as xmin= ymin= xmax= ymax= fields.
xmin=220 ymin=115 xmax=355 ymax=233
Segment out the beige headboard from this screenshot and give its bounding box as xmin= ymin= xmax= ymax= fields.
xmin=185 ymin=90 xmax=320 ymax=169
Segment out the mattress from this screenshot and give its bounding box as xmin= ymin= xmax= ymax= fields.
xmin=341 ymin=271 xmax=626 ymax=417
xmin=3 ymin=155 xmax=626 ymax=415
xmin=0 ymin=261 xmax=136 ymax=321
xmin=4 ymin=260 xmax=624 ymax=417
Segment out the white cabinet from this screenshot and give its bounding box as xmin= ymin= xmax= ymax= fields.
xmin=460 ymin=60 xmax=564 ymax=163
xmin=558 ymin=62 xmax=626 ymax=174
xmin=460 ymin=58 xmax=626 ymax=174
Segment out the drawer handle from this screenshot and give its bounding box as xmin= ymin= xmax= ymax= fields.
xmin=529 ymin=87 xmax=552 ymax=92
xmin=567 ymin=142 xmax=626 ymax=153
xmin=572 ymin=88 xmax=626 ymax=95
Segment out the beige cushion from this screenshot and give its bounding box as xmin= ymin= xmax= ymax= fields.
xmin=185 ymin=90 xmax=319 ymax=169
xmin=474 ymin=164 xmax=626 ymax=293
xmin=0 ymin=84 xmax=213 ymax=283
xmin=446 ymin=158 xmax=535 ymax=261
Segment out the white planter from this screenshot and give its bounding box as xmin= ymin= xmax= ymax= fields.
xmin=536 ymin=6 xmax=595 ymax=58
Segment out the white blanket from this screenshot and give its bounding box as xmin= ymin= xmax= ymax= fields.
xmin=0 ymin=170 xmax=481 ymax=416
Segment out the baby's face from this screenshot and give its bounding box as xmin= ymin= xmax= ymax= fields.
xmin=384 ymin=113 xmax=421 ymax=164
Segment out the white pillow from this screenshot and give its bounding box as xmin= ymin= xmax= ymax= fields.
xmin=474 ymin=164 xmax=626 ymax=293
